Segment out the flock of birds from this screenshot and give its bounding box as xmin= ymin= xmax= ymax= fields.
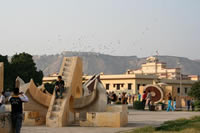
xmin=44 ymin=18 xmax=159 ymax=56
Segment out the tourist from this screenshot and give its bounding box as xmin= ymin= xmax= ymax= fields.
xmin=166 ymin=93 xmax=174 ymax=112
xmin=142 ymin=91 xmax=147 ymax=110
xmin=0 ymin=91 xmax=6 ymax=112
xmin=9 ymin=88 xmax=29 ymax=133
xmin=132 ymin=94 xmax=135 ymax=103
xmin=55 ymin=76 xmax=65 ymax=99
xmin=118 ymin=93 xmax=122 ymax=102
xmin=128 ymin=93 xmax=132 ymax=104
xmin=146 ymin=90 xmax=152 ymax=111
xmin=173 ymin=97 xmax=176 ymax=110
xmin=121 ymin=92 xmax=126 ymax=104
xmin=191 ymin=99 xmax=195 ymax=111
xmin=108 ymin=91 xmax=112 ymax=104
xmin=138 ymin=92 xmax=141 ymax=101
xmin=187 ymin=100 xmax=191 ymax=111
xmin=125 ymin=93 xmax=128 ymax=104
xmin=110 ymin=91 xmax=117 ymax=104
xmin=106 ymin=92 xmax=110 ymax=104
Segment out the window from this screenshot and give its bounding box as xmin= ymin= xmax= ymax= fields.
xmin=137 ymin=84 xmax=141 ymax=91
xmin=106 ymin=84 xmax=110 ymax=90
xmin=185 ymin=88 xmax=188 ymax=94
xmin=128 ymin=83 xmax=132 ymax=90
xmin=177 ymin=87 xmax=180 ymax=94
xmin=143 ymin=84 xmax=146 ymax=86
xmin=121 ymin=84 xmax=124 ymax=87
xmin=116 ymin=84 xmax=120 ymax=90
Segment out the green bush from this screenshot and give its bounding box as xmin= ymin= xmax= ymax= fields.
xmin=133 ymin=101 xmax=143 ymax=110
xmin=115 ymin=101 xmax=122 ymax=104
xmin=44 ymin=81 xmax=56 ymax=94
xmin=194 ymin=100 xmax=200 ymax=111
xmin=157 ymin=102 xmax=166 ymax=110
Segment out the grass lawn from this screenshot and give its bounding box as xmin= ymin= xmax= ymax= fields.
xmin=125 ymin=116 xmax=200 ymax=133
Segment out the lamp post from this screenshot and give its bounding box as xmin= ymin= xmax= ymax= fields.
xmin=178 ymin=63 xmax=182 ymax=95
xmin=178 ymin=62 xmax=183 ymax=108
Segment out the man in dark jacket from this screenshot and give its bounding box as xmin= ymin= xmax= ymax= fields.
xmin=9 ymin=88 xmax=29 ymax=133
xmin=55 ymin=76 xmax=65 ymax=99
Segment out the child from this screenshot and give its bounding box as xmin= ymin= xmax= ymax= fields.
xmin=173 ymin=97 xmax=176 ymax=110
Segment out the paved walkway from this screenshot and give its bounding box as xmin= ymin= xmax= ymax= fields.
xmin=21 ymin=110 xmax=200 ymax=133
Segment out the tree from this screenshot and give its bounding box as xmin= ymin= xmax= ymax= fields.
xmin=11 ymin=52 xmax=43 ymax=86
xmin=188 ymin=81 xmax=200 ymax=100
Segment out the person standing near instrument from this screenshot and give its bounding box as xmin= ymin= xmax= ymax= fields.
xmin=8 ymin=88 xmax=29 ymax=133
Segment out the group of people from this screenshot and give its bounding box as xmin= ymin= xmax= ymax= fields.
xmin=107 ymin=91 xmax=142 ymax=104
xmin=107 ymin=90 xmax=196 ymax=112
xmin=187 ymin=99 xmax=195 ymax=111
xmin=141 ymin=90 xmax=151 ymax=110
xmin=142 ymin=91 xmax=176 ymax=111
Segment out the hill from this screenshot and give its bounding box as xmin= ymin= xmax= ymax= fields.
xmin=33 ymin=51 xmax=200 ymax=76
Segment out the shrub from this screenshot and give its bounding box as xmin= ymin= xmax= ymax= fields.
xmin=44 ymin=81 xmax=56 ymax=94
xmin=194 ymin=100 xmax=200 ymax=111
xmin=133 ymin=101 xmax=143 ymax=110
xmin=157 ymin=102 xmax=166 ymax=110
xmin=115 ymin=101 xmax=122 ymax=104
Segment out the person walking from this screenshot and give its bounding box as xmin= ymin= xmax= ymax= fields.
xmin=191 ymin=99 xmax=195 ymax=111
xmin=173 ymin=97 xmax=176 ymax=110
xmin=138 ymin=93 xmax=141 ymax=101
xmin=166 ymin=93 xmax=174 ymax=112
xmin=187 ymin=100 xmax=191 ymax=111
xmin=110 ymin=91 xmax=117 ymax=104
xmin=8 ymin=88 xmax=29 ymax=133
xmin=142 ymin=91 xmax=147 ymax=110
xmin=128 ymin=93 xmax=132 ymax=104
xmin=118 ymin=93 xmax=122 ymax=102
xmin=55 ymin=76 xmax=65 ymax=99
xmin=146 ymin=90 xmax=152 ymax=111
xmin=121 ymin=92 xmax=127 ymax=104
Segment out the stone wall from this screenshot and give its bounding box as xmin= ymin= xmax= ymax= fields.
xmin=0 ymin=112 xmax=13 ymax=133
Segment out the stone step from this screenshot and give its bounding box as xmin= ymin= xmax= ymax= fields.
xmin=51 ymin=111 xmax=59 ymax=118
xmin=50 ymin=116 xmax=58 ymax=121
xmin=48 ymin=118 xmax=59 ymax=127
xmin=52 ymin=105 xmax=60 ymax=111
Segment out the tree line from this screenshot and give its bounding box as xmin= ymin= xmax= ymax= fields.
xmin=0 ymin=52 xmax=43 ymax=91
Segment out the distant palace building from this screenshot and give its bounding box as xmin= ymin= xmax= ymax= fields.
xmin=126 ymin=56 xmax=191 ymax=80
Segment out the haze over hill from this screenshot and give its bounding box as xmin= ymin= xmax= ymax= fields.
xmin=33 ymin=51 xmax=200 ymax=76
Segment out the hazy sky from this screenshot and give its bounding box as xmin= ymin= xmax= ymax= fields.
xmin=0 ymin=0 xmax=200 ymax=59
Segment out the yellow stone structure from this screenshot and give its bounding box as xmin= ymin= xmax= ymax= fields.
xmin=46 ymin=57 xmax=83 ymax=127
xmin=80 ymin=105 xmax=128 ymax=127
xmin=0 ymin=62 xmax=4 ymax=93
xmin=14 ymin=57 xmax=128 ymax=127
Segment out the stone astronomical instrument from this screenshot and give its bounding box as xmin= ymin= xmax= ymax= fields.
xmin=144 ymin=85 xmax=164 ymax=103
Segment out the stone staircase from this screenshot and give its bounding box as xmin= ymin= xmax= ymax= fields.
xmin=46 ymin=57 xmax=83 ymax=127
